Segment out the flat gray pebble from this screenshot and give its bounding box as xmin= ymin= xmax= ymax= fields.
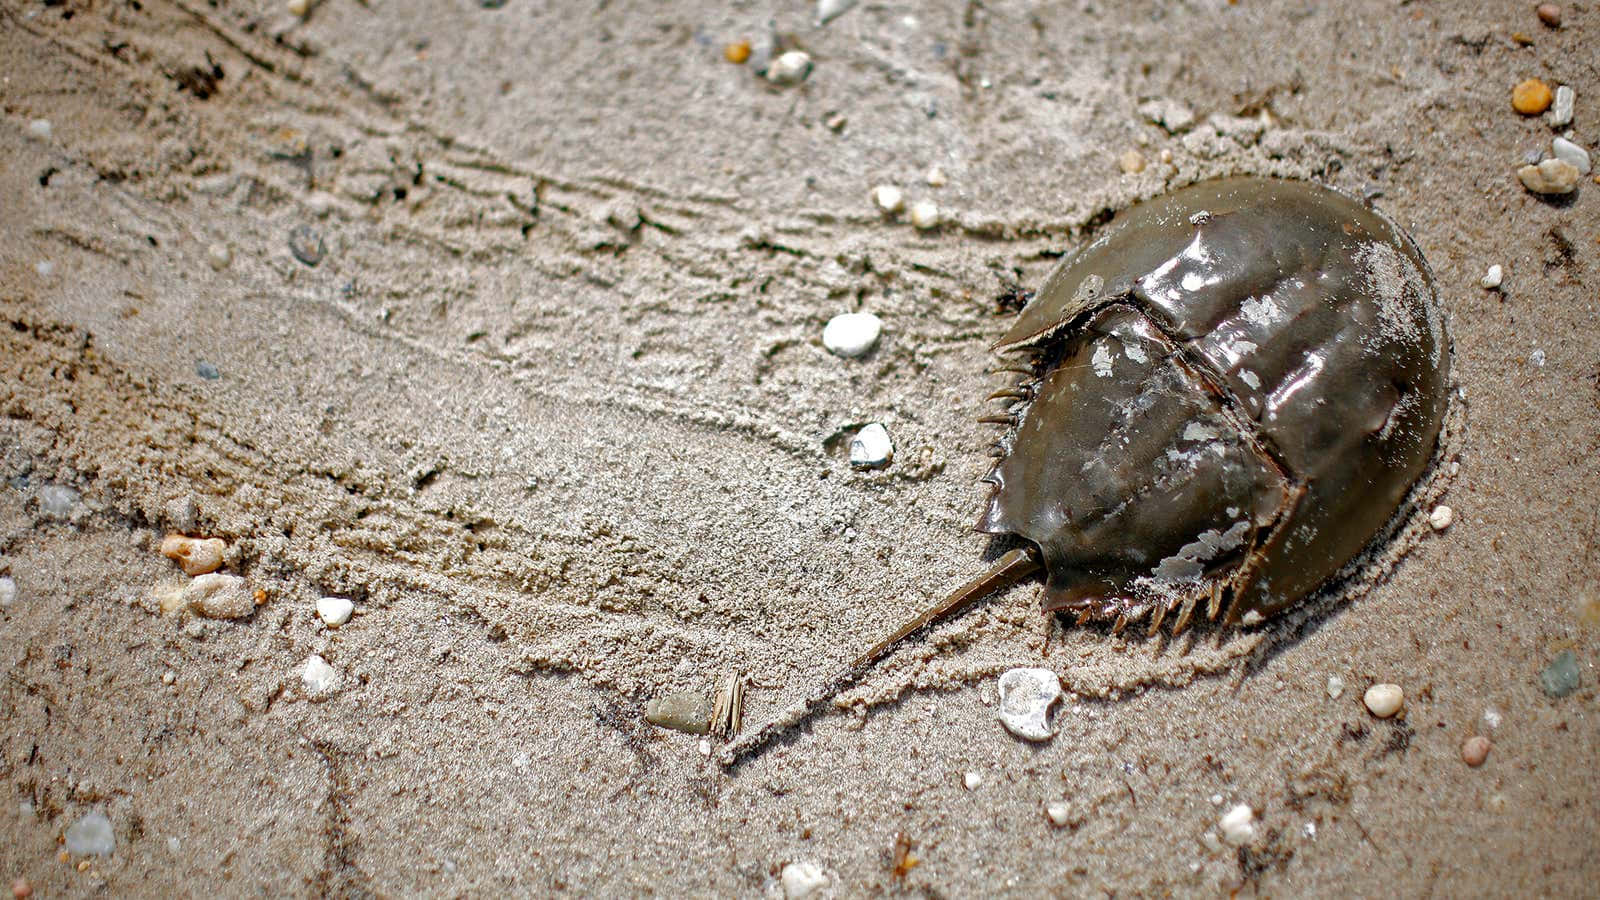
xmin=1540 ymin=650 xmax=1581 ymax=698
xmin=196 ymin=361 xmax=221 ymax=380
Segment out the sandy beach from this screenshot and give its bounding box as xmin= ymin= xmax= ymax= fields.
xmin=2 ymin=0 xmax=1596 ymax=894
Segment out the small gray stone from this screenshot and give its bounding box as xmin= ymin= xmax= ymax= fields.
xmin=1540 ymin=650 xmax=1581 ymax=698
xmin=195 ymin=361 xmax=221 ymax=380
xmin=646 ymin=690 xmax=713 ymax=734
xmin=288 ymin=225 xmax=325 ymax=266
xmin=64 ymin=810 xmax=115 ymax=856
xmin=1551 ymin=137 xmax=1591 ymax=175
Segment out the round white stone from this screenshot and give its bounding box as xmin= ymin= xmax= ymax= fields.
xmin=0 ymin=576 xmax=15 ymax=608
xmin=1479 ymin=264 xmax=1503 ymax=290
xmin=963 ymin=771 xmax=982 ymax=790
xmin=302 ymin=654 xmax=340 ymax=695
xmin=780 ymin=861 xmax=830 ymax=899
xmin=317 ymin=596 xmax=354 ymax=628
xmin=1429 ymin=505 xmax=1455 ymax=531
xmin=207 ymin=243 xmax=232 ymax=270
xmin=821 ymin=312 xmax=881 ymax=358
xmin=1218 ymin=804 xmax=1255 ymax=846
xmin=1363 ymin=683 xmax=1404 ymax=718
xmin=996 ymin=667 xmax=1062 ymax=741
xmin=848 ymin=423 xmax=893 ymax=468
xmin=925 ymin=164 xmax=947 ymax=187
xmin=908 ymin=199 xmax=941 ymax=230
xmin=766 ymin=51 xmax=813 ymax=85
xmin=1326 ymin=675 xmax=1345 ymax=699
xmin=870 ymin=184 xmax=905 ymax=214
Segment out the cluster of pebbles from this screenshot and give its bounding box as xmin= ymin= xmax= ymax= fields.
xmin=1509 ymin=8 xmax=1590 ymax=196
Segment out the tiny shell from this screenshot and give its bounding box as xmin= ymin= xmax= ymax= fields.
xmin=996 ymin=667 xmax=1062 ymax=741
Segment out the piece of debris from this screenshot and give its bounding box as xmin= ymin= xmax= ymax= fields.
xmin=288 ymin=225 xmax=325 ymax=266
xmin=645 ymin=690 xmax=713 ymax=734
xmin=766 ymin=51 xmax=813 ymax=86
xmin=1363 ymin=682 xmax=1404 ymax=718
xmin=1326 ymin=675 xmax=1345 ymax=699
xmin=63 ymin=811 xmax=115 ymax=857
xmin=1218 ymin=803 xmax=1255 ymax=846
xmin=848 ymin=423 xmax=894 ymax=469
xmin=1540 ymin=650 xmax=1580 ymax=698
xmin=160 ymin=534 xmax=227 ymax=576
xmin=0 ymin=576 xmax=15 ymax=608
xmin=1137 ymin=98 xmax=1196 ymax=134
xmin=780 ymin=861 xmax=830 ymax=899
xmin=1461 ymin=735 xmax=1492 ymax=767
xmin=316 ymin=596 xmax=354 ymax=628
xmin=816 ymin=0 xmax=858 ymax=27
xmin=711 ymin=671 xmax=745 ymax=737
xmin=1480 ymin=264 xmax=1504 ymax=290
xmin=822 ymin=312 xmax=882 ymax=358
xmin=996 ymin=667 xmax=1062 ymax=741
xmin=27 ymin=119 xmax=52 ymax=140
xmin=161 ymin=573 xmax=255 ymax=619
xmin=1518 ymin=158 xmax=1581 ymax=195
xmin=1512 ymin=78 xmax=1554 ymax=116
xmin=37 ymin=484 xmax=80 ymax=519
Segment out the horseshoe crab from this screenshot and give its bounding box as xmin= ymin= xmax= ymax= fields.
xmin=723 ymin=176 xmax=1450 ymax=766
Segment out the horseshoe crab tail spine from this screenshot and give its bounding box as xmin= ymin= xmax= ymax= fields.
xmin=718 ymin=547 xmax=1043 ymax=770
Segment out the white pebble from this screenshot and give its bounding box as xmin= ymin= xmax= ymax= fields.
xmin=1479 ymin=264 xmax=1503 ymax=290
xmin=698 ymin=738 xmax=711 ymax=757
xmin=908 ymin=199 xmax=941 ymax=230
xmin=766 ymin=51 xmax=813 ymax=86
xmin=780 ymin=861 xmax=830 ymax=899
xmin=1483 ymin=708 xmax=1502 ymax=729
xmin=28 ymin=119 xmax=52 ymax=139
xmin=1044 ymin=799 xmax=1073 ymax=827
xmin=161 ymin=670 xmax=176 ymax=685
xmin=815 ymin=0 xmax=857 ymax=26
xmin=301 ymin=654 xmax=340 ymax=695
xmin=65 ymin=811 xmax=116 ymax=856
xmin=34 ymin=260 xmax=54 ymax=278
xmin=1551 ymin=137 xmax=1592 ymax=175
xmin=1326 ymin=675 xmax=1345 ymax=699
xmin=166 ymin=836 xmax=181 ymax=854
xmin=1530 ymin=348 xmax=1546 ymax=367
xmin=0 ymin=576 xmax=15 ymax=608
xmin=870 ymin=184 xmax=905 ymax=214
xmin=1517 ymin=158 xmax=1581 ymax=195
xmin=316 ymin=596 xmax=354 ymax=628
xmin=925 ymin=164 xmax=948 ymax=187
xmin=1363 ymin=683 xmax=1404 ymax=718
xmin=1218 ymin=804 xmax=1255 ymax=846
xmin=848 ymin=423 xmax=894 ymax=469
xmin=1303 ymin=821 xmax=1317 ymax=839
xmin=1429 ymin=505 xmax=1455 ymax=531
xmin=963 ymin=771 xmax=982 ymax=790
xmin=996 ymin=667 xmax=1062 ymax=741
xmin=1546 ymin=85 xmax=1574 ymax=128
xmin=821 ymin=312 xmax=881 ymax=358
xmin=287 ymin=0 xmax=310 ymax=17
xmin=207 ymin=243 xmax=232 ymax=270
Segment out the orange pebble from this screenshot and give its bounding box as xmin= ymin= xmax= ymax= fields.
xmin=12 ymin=877 xmax=33 ymax=899
xmin=1512 ymin=79 xmax=1553 ymax=115
xmin=724 ymin=41 xmax=751 ymax=65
